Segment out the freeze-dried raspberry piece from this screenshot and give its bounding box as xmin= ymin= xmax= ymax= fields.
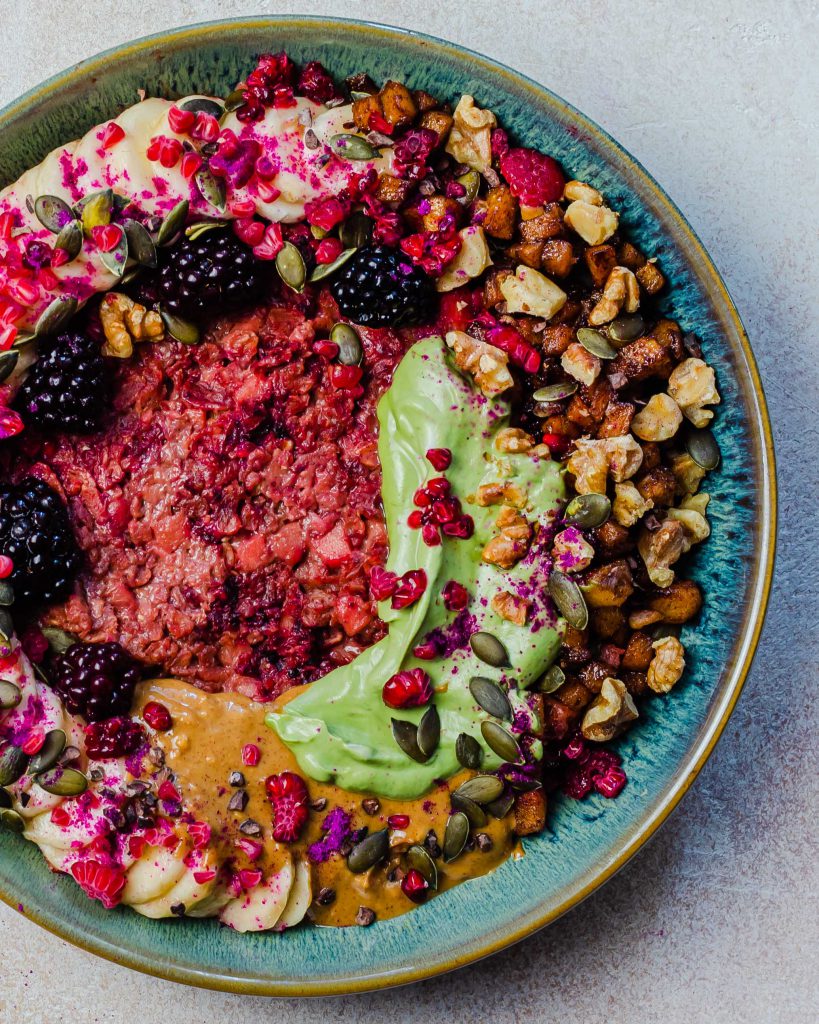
xmin=499 ymin=147 xmax=565 ymax=205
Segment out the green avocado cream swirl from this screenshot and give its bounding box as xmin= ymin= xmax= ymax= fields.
xmin=266 ymin=337 xmax=565 ymax=800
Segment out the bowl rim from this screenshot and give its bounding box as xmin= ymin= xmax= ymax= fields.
xmin=0 ymin=14 xmax=777 ymax=996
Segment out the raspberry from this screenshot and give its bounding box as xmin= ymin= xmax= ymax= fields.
xmin=382 ymin=668 xmax=433 ymax=709
xmin=70 ymin=859 xmax=126 ymax=909
xmin=84 ymin=716 xmax=145 ymax=759
xmin=265 ymin=771 xmax=309 ymax=842
xmin=499 ymin=147 xmax=565 ymax=206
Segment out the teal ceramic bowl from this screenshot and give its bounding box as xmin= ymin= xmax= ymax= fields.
xmin=0 ymin=16 xmax=775 ymax=995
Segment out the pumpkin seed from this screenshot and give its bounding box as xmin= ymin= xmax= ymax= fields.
xmin=469 ymin=677 xmax=512 ymax=720
xmin=328 ymin=133 xmax=379 ymax=161
xmin=577 ymin=327 xmax=618 ymax=360
xmin=35 ymin=766 xmax=88 ymax=797
xmin=160 ymin=309 xmax=200 ymax=345
xmin=180 ymin=97 xmax=224 ymax=118
xmin=443 ymin=811 xmax=470 ymax=862
xmin=0 ymin=582 xmax=12 ymax=607
xmin=347 ymin=827 xmax=389 ymax=873
xmin=33 ymin=194 xmax=73 ymax=234
xmin=0 ymin=808 xmax=24 ymax=833
xmin=0 ymin=680 xmax=21 ymax=710
xmin=123 ymin=219 xmax=158 ymax=267
xmin=98 ymin=229 xmax=128 ymax=277
xmin=34 ymin=295 xmax=78 ymax=338
xmin=509 ymin=776 xmax=543 ymax=793
xmin=406 ymin=844 xmax=438 ymax=889
xmin=533 ymin=381 xmax=578 ymax=403
xmin=390 ymin=718 xmax=428 ymax=763
xmin=194 ymin=166 xmax=227 ymax=212
xmin=650 ymin=622 xmax=682 ymax=641
xmin=0 ymin=350 xmax=18 ymax=384
xmin=330 ymin=322 xmax=363 ymax=365
xmin=185 ymin=220 xmax=229 ymax=242
xmin=118 ymin=266 xmax=143 ymax=288
xmin=80 ymin=189 xmax=113 ymax=236
xmin=609 ymin=314 xmax=645 ymax=344
xmin=0 ymin=609 xmax=12 ymax=640
xmin=548 ymin=569 xmax=589 ymax=629
xmin=309 ymin=247 xmax=357 ymax=283
xmin=538 ymin=664 xmax=565 ymax=693
xmin=450 ymin=792 xmax=488 ymax=828
xmin=275 ymin=242 xmax=306 ymax=293
xmin=417 ymin=705 xmax=440 ymax=759
xmin=40 ymin=626 xmax=78 ymax=655
xmin=481 ymin=720 xmax=523 ymax=764
xmin=686 ymin=428 xmax=720 ymax=471
xmin=564 ymin=492 xmax=611 ymax=529
xmin=0 ymin=744 xmax=29 ymax=786
xmin=223 ymin=89 xmax=246 ymax=113
xmin=456 ymin=170 xmax=481 ymax=204
xmin=156 ymin=199 xmax=189 ymax=246
xmin=485 ymin=788 xmax=515 ymax=819
xmin=309 ymin=223 xmax=328 ymax=239
xmin=455 ymin=732 xmax=483 ymax=770
xmin=27 ymin=729 xmax=66 ymax=775
xmin=12 ymin=331 xmax=36 ymax=349
xmin=339 ymin=212 xmax=373 ymax=249
xmin=54 ymin=219 xmax=83 ymax=260
xmin=469 ymin=632 xmax=509 ymax=668
xmin=453 ymin=774 xmax=505 ymax=805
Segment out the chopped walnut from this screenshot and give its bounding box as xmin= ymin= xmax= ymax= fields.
xmin=630 ymin=393 xmax=683 ymax=441
xmin=563 ymin=180 xmax=603 ymax=205
xmin=588 ymin=266 xmax=640 ymax=326
xmin=99 ymin=292 xmax=165 ymax=358
xmin=436 ymin=226 xmax=493 ymax=292
xmin=667 ymin=357 xmax=721 ymax=428
xmin=667 ymin=503 xmax=710 ymax=550
xmin=552 ymin=526 xmax=594 ymax=573
xmin=580 ymin=677 xmax=638 ymax=742
xmin=445 ymin=330 xmax=513 ymax=396
xmin=445 ymin=94 xmax=496 ymax=172
xmin=566 ymin=438 xmax=609 ymax=494
xmin=646 ymin=636 xmax=686 ymax=694
xmin=481 ymin=506 xmax=532 ymax=568
xmin=495 ymin=427 xmax=535 ymax=453
xmin=637 ymin=518 xmax=687 ymax=587
xmin=499 ymin=264 xmax=567 ymax=320
xmin=491 ymin=590 xmax=530 ymax=625
xmin=561 ymin=341 xmax=601 ymax=386
xmin=669 ymin=451 xmax=707 ymax=496
xmin=564 ymin=200 xmax=619 ymax=246
xmin=613 ymin=481 xmax=654 ymax=527
xmin=604 ymin=435 xmax=644 ymax=481
xmin=473 ymin=480 xmax=527 ymax=507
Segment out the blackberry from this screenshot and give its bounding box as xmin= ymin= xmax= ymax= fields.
xmin=330 ymin=245 xmax=435 ymax=328
xmin=51 ymin=641 xmax=141 ymax=721
xmin=16 ymin=330 xmax=110 ymax=433
xmin=154 ymin=230 xmax=265 ymax=319
xmin=84 ymin=716 xmax=146 ymax=759
xmin=0 ymin=477 xmax=81 ymax=605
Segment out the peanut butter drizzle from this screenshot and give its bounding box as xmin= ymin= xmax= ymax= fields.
xmin=135 ymin=678 xmax=515 ymax=926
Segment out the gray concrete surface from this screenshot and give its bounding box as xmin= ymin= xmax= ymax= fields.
xmin=0 ymin=1 xmax=816 ymax=1021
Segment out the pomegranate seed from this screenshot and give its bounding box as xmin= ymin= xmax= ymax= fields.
xmin=159 ymin=137 xmax=183 ymax=168
xmin=426 ymin=477 xmax=451 ymax=498
xmin=382 ymin=668 xmax=433 ymax=709
xmin=329 ymin=364 xmax=364 ymax=389
xmin=315 ymin=237 xmax=344 ymax=264
xmin=425 ymin=447 xmax=452 ymax=471
xmin=128 ymin=834 xmax=147 ymax=858
xmin=233 ymin=217 xmax=266 ymax=247
xmin=413 ymin=487 xmax=432 ymax=508
xmin=193 ymin=869 xmax=217 ymax=884
xmin=407 ymin=509 xmax=424 ymax=529
xmin=305 ymin=197 xmax=347 ymax=231
xmin=238 ymin=868 xmax=263 ymax=890
xmin=313 ymin=338 xmax=339 ymax=359
xmin=391 ymin=568 xmax=427 ymax=609
xmin=562 ymin=735 xmax=586 ymax=760
xmin=0 ymin=213 xmax=14 ymax=239
xmin=228 ymin=196 xmax=257 ymax=218
xmin=50 ymin=247 xmax=71 ymax=268
xmin=91 ymin=225 xmax=122 ymax=252
xmin=143 ymin=701 xmax=172 ymax=731
xmin=242 ymin=743 xmax=261 ymax=766
xmin=412 ymin=640 xmax=439 ymax=660
xmin=255 ymin=154 xmax=278 ymax=179
xmin=168 ymin=106 xmax=196 ymax=134
xmin=180 ymin=152 xmax=203 ymax=178
xmin=191 ymin=112 xmax=220 ymax=142
xmin=388 ymin=814 xmax=410 ymax=829
xmin=256 ymin=180 xmax=282 ymax=203
xmin=400 ymin=868 xmax=429 ymax=903
xmin=157 ymin=780 xmax=179 ymax=802
xmin=442 ymin=580 xmax=469 ymax=611
xmin=421 ymin=523 xmax=442 ymax=547
xmin=50 ymin=804 xmax=71 ymax=827
xmin=0 ymin=555 xmax=13 ymax=579
xmin=100 ymin=121 xmax=125 ymax=149
xmin=0 ymin=407 xmax=24 ymax=439
xmin=542 ymin=432 xmax=571 ymax=458
xmin=432 ymin=497 xmax=460 ymax=524
xmin=21 ymin=730 xmax=44 ymax=755
xmin=369 ymin=566 xmax=399 ymax=601
xmin=442 ymin=514 xmax=474 ymax=539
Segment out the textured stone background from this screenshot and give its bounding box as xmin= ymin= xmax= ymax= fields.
xmin=0 ymin=1 xmax=816 ymax=1021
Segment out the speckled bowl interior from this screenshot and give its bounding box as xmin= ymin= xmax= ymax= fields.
xmin=0 ymin=16 xmax=775 ymax=995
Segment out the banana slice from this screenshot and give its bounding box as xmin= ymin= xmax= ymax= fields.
xmin=121 ymin=844 xmax=188 ymax=905
xmin=131 ymin=849 xmax=220 ymax=918
xmin=218 ymin=858 xmax=294 ymax=933
xmin=276 ymin=859 xmax=312 ymax=931
xmin=33 ymin=840 xmax=74 ymax=873
xmin=23 ymin=801 xmax=108 ymax=850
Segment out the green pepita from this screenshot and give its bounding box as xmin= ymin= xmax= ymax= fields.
xmin=443 ymin=811 xmax=470 ymax=862
xmin=455 ymin=732 xmax=483 ymax=770
xmin=33 ymin=194 xmax=74 ymax=234
xmin=538 ymin=664 xmax=565 ymax=693
xmin=223 ymin=89 xmax=246 ymax=114
xmin=0 ymin=744 xmax=29 ymax=787
xmin=0 ymin=808 xmax=24 ymax=833
xmin=577 ymin=327 xmax=618 ymax=360
xmin=98 ymin=229 xmax=129 ymax=278
xmin=0 ymin=582 xmax=13 ymax=607
xmin=608 ymin=314 xmax=645 ymax=344
xmin=27 ymin=729 xmax=66 ymax=775
xmin=156 ymin=199 xmax=189 ymax=246
xmin=194 ymin=166 xmax=227 ymax=213
xmin=0 ymin=609 xmax=12 ymax=641
xmin=347 ymin=828 xmax=389 ymax=873
xmin=390 ymin=718 xmax=428 ymax=763
xmin=564 ymin=492 xmax=611 ymax=529
xmin=481 ymin=721 xmax=523 ymax=764
xmin=469 ymin=632 xmax=509 ymax=668
xmin=330 ymin=322 xmax=363 ymax=365
xmin=406 ymin=844 xmax=438 ymax=889
xmin=160 ymin=309 xmax=200 ymax=345
xmin=450 ymin=792 xmax=488 ymax=828
xmin=453 ymin=774 xmax=505 ymax=805
xmin=485 ymin=789 xmax=515 ymax=819
xmin=686 ymin=428 xmax=720 ymax=471
xmin=180 ymin=97 xmax=224 ymax=118
xmin=339 ymin=212 xmax=373 ymax=249
xmin=275 ymin=242 xmax=306 ymax=293
xmin=80 ymin=189 xmax=113 ymax=236
xmin=34 ymin=296 xmax=78 ymax=338
xmin=309 ymin=247 xmax=357 ymax=283
xmin=533 ymin=381 xmax=578 ymax=403
xmin=417 ymin=704 xmax=440 ymax=759
xmin=0 ymin=679 xmax=21 ymax=710
xmin=40 ymin=626 xmax=78 ymax=655
xmin=35 ymin=766 xmax=88 ymax=797
xmin=185 ymin=220 xmax=229 ymax=242
xmin=456 ymin=170 xmax=481 ymax=204
xmin=0 ymin=350 xmax=18 ymax=384
xmin=54 ymin=219 xmax=83 ymax=261
xmin=469 ymin=677 xmax=512 ymax=721
xmin=329 ymin=133 xmax=379 ymax=161
xmin=548 ymin=569 xmax=589 ymax=629
xmin=123 ymin=219 xmax=158 ymax=267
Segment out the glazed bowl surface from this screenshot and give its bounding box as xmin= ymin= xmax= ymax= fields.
xmin=0 ymin=16 xmax=775 ymax=995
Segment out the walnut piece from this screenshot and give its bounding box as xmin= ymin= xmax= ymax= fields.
xmin=99 ymin=292 xmax=165 ymax=358
xmin=667 ymin=503 xmax=710 ymax=550
xmin=473 ymin=480 xmax=527 ymax=507
xmin=604 ymin=435 xmax=644 ymax=481
xmin=667 ymin=357 xmax=721 ymax=427
xmin=581 ymin=677 xmax=639 ymax=742
xmin=564 ymin=200 xmax=619 ymax=246
xmin=563 ymin=180 xmax=603 ymax=206
xmin=495 ymin=427 xmax=535 ymax=453
xmin=566 ymin=435 xmax=643 ymax=494
xmin=436 ymin=226 xmax=493 ymax=292
xmin=561 ymin=341 xmax=601 ymax=386
xmin=638 ymin=518 xmax=687 ymax=587
xmin=669 ymin=451 xmax=707 ymax=496
xmin=613 ymin=481 xmax=654 ymax=527
xmin=481 ymin=506 xmax=532 ymax=568
xmin=491 ymin=590 xmax=530 ymax=625
xmin=630 ymin=393 xmax=683 ymax=441
xmin=445 ymin=95 xmax=496 ymax=172
xmin=499 ymin=265 xmax=567 ymax=320
xmin=445 ymin=330 xmax=513 ymax=396
xmin=588 ymin=266 xmax=640 ymax=326
xmin=647 ymin=636 xmax=686 ymax=694
xmin=552 ymin=526 xmax=594 ymax=573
